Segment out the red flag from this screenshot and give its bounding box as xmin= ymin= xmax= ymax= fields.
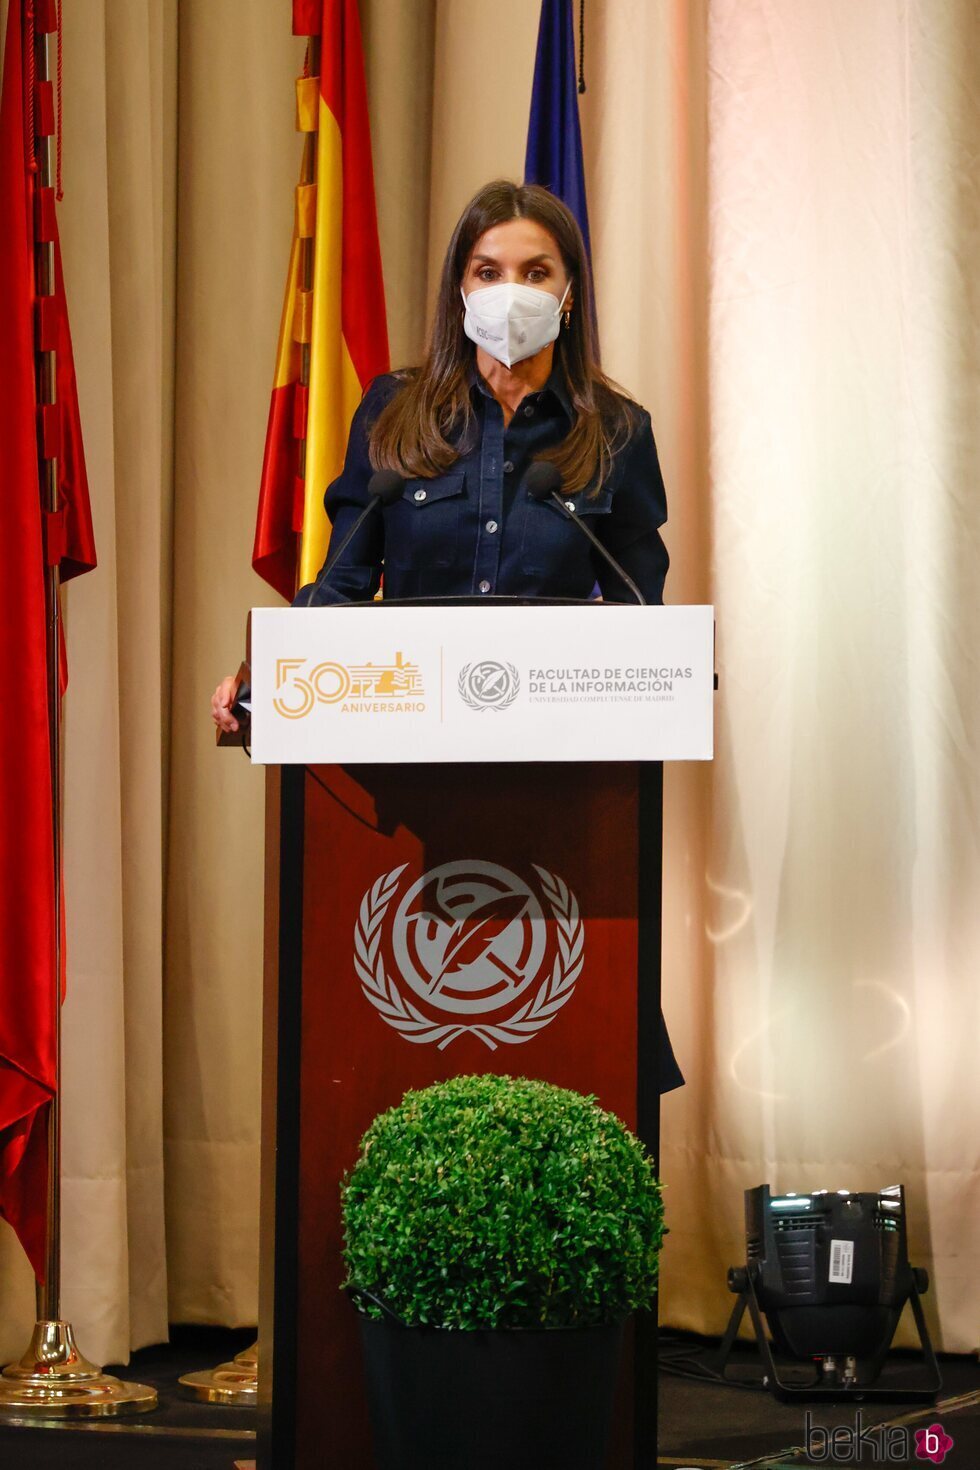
xmin=0 ymin=0 xmax=95 ymax=1277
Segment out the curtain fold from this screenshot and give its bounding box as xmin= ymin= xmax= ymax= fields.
xmin=0 ymin=0 xmax=976 ymax=1365
xmin=162 ymin=0 xmax=299 ymax=1327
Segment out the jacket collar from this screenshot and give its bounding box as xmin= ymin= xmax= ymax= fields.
xmin=468 ymin=359 xmax=574 ymax=423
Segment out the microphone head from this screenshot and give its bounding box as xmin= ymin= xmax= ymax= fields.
xmin=368 ymin=469 xmax=407 ymax=506
xmin=525 ymin=461 xmax=563 ymax=502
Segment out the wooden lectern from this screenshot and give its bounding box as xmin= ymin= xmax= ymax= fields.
xmin=247 ymin=599 xmax=714 ymax=1469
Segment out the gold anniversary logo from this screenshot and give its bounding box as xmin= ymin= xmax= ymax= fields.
xmin=273 ymin=652 xmax=426 ymax=718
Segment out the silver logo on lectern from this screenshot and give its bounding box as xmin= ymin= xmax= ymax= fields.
xmin=354 ymin=860 xmax=583 ymax=1048
xmin=457 ymin=660 xmax=520 ymax=711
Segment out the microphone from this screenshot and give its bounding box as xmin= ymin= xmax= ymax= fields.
xmin=524 ymin=462 xmax=646 ymax=606
xmin=303 ymin=469 xmax=406 ymax=607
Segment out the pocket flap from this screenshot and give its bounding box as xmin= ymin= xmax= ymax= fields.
xmin=572 ymin=489 xmax=613 ymax=517
xmin=403 ymin=471 xmax=466 ymax=506
xmin=536 ymin=487 xmax=613 ymax=518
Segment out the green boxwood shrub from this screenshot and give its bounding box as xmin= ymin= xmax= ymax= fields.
xmin=341 ymin=1073 xmax=666 ymax=1329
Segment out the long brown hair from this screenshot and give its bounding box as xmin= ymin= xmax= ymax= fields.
xmin=369 ymin=180 xmax=633 ymax=494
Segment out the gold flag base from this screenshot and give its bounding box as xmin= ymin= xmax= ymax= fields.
xmin=0 ymin=1320 xmax=157 ymax=1419
xmin=178 ymin=1340 xmax=258 ymax=1405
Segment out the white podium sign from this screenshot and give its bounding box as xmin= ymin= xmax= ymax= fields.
xmin=249 ymin=604 xmax=714 ymax=765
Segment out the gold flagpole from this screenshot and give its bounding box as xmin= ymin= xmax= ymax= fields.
xmin=0 ymin=7 xmax=155 ymax=1418
xmin=179 ymin=1341 xmax=259 ymax=1406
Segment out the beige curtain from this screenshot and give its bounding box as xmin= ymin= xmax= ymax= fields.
xmin=672 ymin=0 xmax=979 ymax=1354
xmin=1 ymin=0 xmax=977 ymax=1366
xmin=161 ymin=0 xmax=298 ymax=1333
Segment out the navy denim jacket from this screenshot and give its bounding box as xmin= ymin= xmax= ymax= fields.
xmin=294 ymin=368 xmax=669 ymax=605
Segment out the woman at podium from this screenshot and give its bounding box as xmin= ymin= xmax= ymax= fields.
xmin=292 ymin=178 xmax=669 ymax=609
xmin=211 ymin=180 xmax=682 ymax=1090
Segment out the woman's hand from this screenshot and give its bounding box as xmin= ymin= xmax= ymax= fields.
xmin=211 ymin=675 xmax=240 ymax=734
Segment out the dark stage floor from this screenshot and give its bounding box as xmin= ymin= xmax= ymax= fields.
xmin=0 ymin=1326 xmax=976 ymax=1469
xmin=657 ymin=1331 xmax=980 ymax=1468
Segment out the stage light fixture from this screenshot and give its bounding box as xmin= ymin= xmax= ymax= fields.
xmin=717 ymin=1184 xmax=941 ymax=1402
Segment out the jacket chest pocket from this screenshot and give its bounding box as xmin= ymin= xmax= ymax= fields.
xmin=383 ymin=471 xmax=466 ymax=570
xmin=520 ymin=489 xmax=613 ymax=576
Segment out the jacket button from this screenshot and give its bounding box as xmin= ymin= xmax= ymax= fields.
xmin=486 ymin=520 xmax=498 ymax=534
xmin=565 ymin=499 xmax=576 ymax=512
xmin=413 ymin=488 xmax=427 ymax=502
xmin=479 ymin=580 xmax=492 ymax=594
xmin=503 ymin=460 xmax=514 ymax=473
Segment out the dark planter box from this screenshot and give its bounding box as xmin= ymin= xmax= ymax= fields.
xmin=358 ymin=1315 xmax=625 ymax=1470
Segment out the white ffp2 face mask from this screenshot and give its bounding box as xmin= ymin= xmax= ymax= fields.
xmin=461 ymin=280 xmax=571 ymax=368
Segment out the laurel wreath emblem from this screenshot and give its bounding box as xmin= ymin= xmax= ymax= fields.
xmin=457 ymin=661 xmax=520 ymax=712
xmin=353 ymin=864 xmax=584 ymax=1050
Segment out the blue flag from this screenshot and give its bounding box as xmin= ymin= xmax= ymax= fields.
xmin=524 ymin=0 xmax=592 ymax=260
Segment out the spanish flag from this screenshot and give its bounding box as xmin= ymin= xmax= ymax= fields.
xmin=253 ymin=0 xmax=389 ymax=600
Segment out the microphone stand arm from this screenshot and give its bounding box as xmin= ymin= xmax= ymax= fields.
xmin=549 ymin=492 xmax=646 ymax=606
